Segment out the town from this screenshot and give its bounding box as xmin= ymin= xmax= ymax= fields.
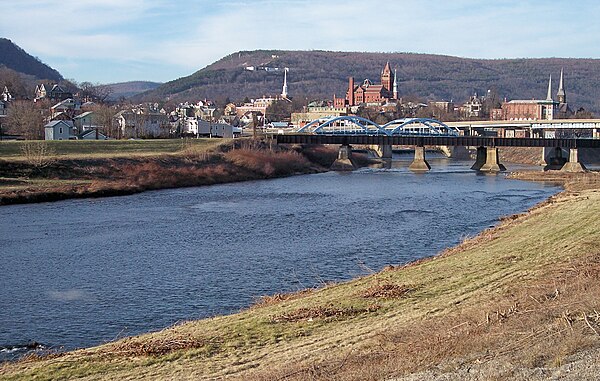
xmin=1 ymin=61 xmax=596 ymax=142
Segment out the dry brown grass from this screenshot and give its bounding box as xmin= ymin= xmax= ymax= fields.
xmin=360 ymin=283 xmax=412 ymax=299
xmin=247 ymin=251 xmax=600 ymax=381
xmin=0 ymin=140 xmax=327 ymax=205
xmin=269 ymin=304 xmax=381 ymax=323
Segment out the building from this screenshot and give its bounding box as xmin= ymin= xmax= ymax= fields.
xmin=335 ymin=62 xmax=398 ymax=108
xmin=77 ymin=129 xmax=109 ymax=140
xmin=50 ymin=98 xmax=81 ymax=120
xmin=291 ymin=100 xmax=348 ymax=127
xmin=502 ymin=75 xmax=560 ymax=120
xmin=1 ymin=86 xmax=12 ymax=102
xmin=236 ymin=97 xmax=279 ymax=117
xmin=114 ymin=107 xmax=170 ymax=138
xmin=44 ymin=120 xmax=75 ymax=140
xmin=73 ymin=111 xmax=98 ymax=133
xmin=460 ymin=94 xmax=483 ymax=118
xmin=35 ymin=83 xmax=73 ymax=102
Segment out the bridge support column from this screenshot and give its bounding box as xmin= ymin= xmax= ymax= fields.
xmin=561 ymin=148 xmax=587 ymax=173
xmin=537 ymin=147 xmax=548 ymax=166
xmin=544 ymin=147 xmax=567 ymax=170
xmin=331 ymin=144 xmax=357 ymax=171
xmin=409 ymin=146 xmax=431 ymax=172
xmin=480 ymin=147 xmax=506 ymax=172
xmin=471 ymin=146 xmax=486 ymax=170
xmin=378 ymin=144 xmax=393 ymax=159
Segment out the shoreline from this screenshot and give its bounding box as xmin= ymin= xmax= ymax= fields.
xmin=3 ymin=170 xmax=600 ymax=380
xmin=0 ymin=142 xmax=341 ymax=206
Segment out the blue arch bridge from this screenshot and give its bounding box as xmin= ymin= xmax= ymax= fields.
xmin=275 ymin=116 xmax=600 ymax=172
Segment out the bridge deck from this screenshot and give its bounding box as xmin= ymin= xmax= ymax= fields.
xmin=274 ymin=135 xmax=600 ymax=149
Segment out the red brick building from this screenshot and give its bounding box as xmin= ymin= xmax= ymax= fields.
xmin=334 ymin=62 xmax=397 ymax=107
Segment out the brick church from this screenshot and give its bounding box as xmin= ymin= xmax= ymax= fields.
xmin=334 ymin=62 xmax=398 ymax=108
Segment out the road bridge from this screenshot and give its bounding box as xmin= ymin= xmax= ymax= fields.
xmin=275 ymin=116 xmax=600 ymax=172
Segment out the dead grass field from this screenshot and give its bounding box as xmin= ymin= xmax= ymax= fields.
xmin=0 ymin=139 xmax=223 ymax=160
xmin=0 ymin=139 xmax=334 ymax=205
xmin=2 ymin=174 xmax=600 ymax=380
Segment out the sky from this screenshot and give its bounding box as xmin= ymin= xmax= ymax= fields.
xmin=1 ymin=0 xmax=600 ymax=84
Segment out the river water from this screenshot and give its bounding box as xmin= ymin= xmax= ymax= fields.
xmin=0 ymin=156 xmax=559 ymax=359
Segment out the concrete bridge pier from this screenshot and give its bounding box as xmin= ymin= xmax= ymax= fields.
xmin=480 ymin=147 xmax=506 ymax=172
xmin=544 ymin=147 xmax=568 ymax=170
xmin=538 ymin=147 xmax=548 ymax=166
xmin=408 ymin=146 xmax=431 ymax=172
xmin=561 ymin=148 xmax=587 ymax=172
xmin=371 ymin=144 xmax=393 ymax=159
xmin=471 ymin=146 xmax=487 ymax=170
xmin=331 ymin=144 xmax=358 ymax=171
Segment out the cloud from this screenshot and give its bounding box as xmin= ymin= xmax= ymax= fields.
xmin=1 ymin=0 xmax=600 ymax=83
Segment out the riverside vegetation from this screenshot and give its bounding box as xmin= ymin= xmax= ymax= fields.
xmin=1 ymin=166 xmax=600 ymax=379
xmin=0 ymin=138 xmax=340 ymax=205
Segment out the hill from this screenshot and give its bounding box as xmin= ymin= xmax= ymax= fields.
xmin=135 ymin=50 xmax=600 ymax=114
xmin=100 ymin=81 xmax=162 ymax=101
xmin=0 ymin=38 xmax=63 ymax=82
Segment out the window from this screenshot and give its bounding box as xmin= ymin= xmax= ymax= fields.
xmin=59 ymin=127 xmax=63 ymax=134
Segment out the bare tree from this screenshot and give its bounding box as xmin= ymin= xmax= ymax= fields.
xmin=20 ymin=140 xmax=56 ymax=173
xmin=6 ymin=100 xmax=48 ymax=139
xmin=91 ymin=104 xmax=118 ymax=137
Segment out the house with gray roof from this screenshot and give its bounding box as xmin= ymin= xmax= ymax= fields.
xmin=44 ymin=120 xmax=75 ymax=140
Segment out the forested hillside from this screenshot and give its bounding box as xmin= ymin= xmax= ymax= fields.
xmin=136 ymin=50 xmax=600 ymax=113
xmin=0 ymin=38 xmax=63 ymax=82
xmin=100 ymin=81 xmax=162 ymax=101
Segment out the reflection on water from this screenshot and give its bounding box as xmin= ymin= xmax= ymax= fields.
xmin=0 ymin=157 xmax=559 ymax=358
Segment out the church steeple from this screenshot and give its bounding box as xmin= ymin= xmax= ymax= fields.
xmin=281 ymin=68 xmax=289 ymax=98
xmin=557 ymin=68 xmax=566 ymax=104
xmin=393 ymin=69 xmax=398 ymax=99
xmin=546 ymin=75 xmax=553 ymax=101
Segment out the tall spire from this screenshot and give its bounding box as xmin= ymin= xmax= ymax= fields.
xmin=281 ymin=68 xmax=289 ymax=98
xmin=393 ymin=69 xmax=398 ymax=99
xmin=557 ymin=68 xmax=566 ymax=104
xmin=546 ymin=75 xmax=553 ymax=101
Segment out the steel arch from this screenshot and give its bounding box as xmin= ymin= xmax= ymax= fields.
xmin=382 ymin=118 xmax=459 ymax=136
xmin=297 ymin=115 xmax=388 ymax=135
xmin=296 ymin=117 xmax=335 ymax=133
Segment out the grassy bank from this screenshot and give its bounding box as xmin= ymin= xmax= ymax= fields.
xmin=0 ymin=140 xmax=338 ymax=205
xmin=2 ymin=173 xmax=600 ymax=380
xmin=0 ymin=139 xmax=221 ymax=159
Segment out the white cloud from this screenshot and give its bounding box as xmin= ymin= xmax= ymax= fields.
xmin=2 ymin=0 xmax=600 ymax=82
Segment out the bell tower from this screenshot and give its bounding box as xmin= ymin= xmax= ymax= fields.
xmin=381 ymin=62 xmax=393 ymax=92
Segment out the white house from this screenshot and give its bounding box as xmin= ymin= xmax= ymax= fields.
xmin=73 ymin=111 xmax=97 ymax=133
xmin=45 ymin=120 xmax=75 ymax=140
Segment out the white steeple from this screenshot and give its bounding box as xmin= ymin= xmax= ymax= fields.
xmin=557 ymin=68 xmax=566 ymax=104
xmin=281 ymin=68 xmax=289 ymax=98
xmin=393 ymin=69 xmax=398 ymax=99
xmin=546 ymin=75 xmax=553 ymax=101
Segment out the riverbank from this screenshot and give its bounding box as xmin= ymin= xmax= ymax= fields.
xmin=1 ymin=171 xmax=599 ymax=380
xmin=0 ymin=139 xmax=341 ymax=205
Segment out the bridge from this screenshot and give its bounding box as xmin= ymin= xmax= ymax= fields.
xmin=275 ymin=116 xmax=600 ymax=172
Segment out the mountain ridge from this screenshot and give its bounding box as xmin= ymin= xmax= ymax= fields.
xmin=134 ymin=50 xmax=600 ymax=114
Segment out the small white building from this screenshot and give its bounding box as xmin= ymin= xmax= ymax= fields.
xmin=45 ymin=120 xmax=75 ymax=140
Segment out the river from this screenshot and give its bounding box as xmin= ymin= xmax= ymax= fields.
xmin=0 ymin=155 xmax=559 ymax=359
